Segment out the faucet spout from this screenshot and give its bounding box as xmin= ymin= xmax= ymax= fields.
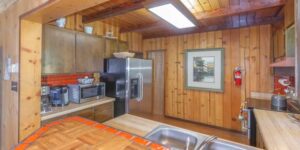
xmin=197 ymin=136 xmax=218 ymax=150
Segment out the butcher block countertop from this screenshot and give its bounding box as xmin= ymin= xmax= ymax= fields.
xmin=41 ymin=97 xmax=115 ymax=121
xmin=104 ymin=114 xmax=164 ymax=137
xmin=105 ymin=114 xmax=258 ymax=149
xmin=254 ymin=109 xmax=300 ymax=150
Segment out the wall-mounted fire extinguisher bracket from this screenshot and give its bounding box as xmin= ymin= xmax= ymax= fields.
xmin=234 ymin=66 xmax=242 ymax=86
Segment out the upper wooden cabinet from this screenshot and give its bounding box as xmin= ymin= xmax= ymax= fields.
xmin=76 ymin=33 xmax=105 ymax=73
xmin=42 ymin=25 xmax=76 ymax=74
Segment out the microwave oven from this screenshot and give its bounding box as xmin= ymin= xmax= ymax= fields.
xmin=68 ymin=83 xmax=105 ymax=104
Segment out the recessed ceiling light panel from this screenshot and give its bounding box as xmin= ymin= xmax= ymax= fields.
xmin=149 ymin=3 xmax=196 ymax=29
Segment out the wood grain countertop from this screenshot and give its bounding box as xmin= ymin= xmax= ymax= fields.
xmin=105 ymin=114 xmax=259 ymax=149
xmin=254 ymin=109 xmax=300 ymax=150
xmin=41 ymin=97 xmax=115 ymax=121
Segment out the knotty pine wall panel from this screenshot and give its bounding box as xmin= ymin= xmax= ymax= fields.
xmin=0 ymin=0 xmax=50 ymax=149
xmin=143 ymin=25 xmax=273 ymax=131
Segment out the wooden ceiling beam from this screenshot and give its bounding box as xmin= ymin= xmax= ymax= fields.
xmin=195 ymin=0 xmax=286 ymax=20
xmin=143 ymin=16 xmax=283 ymax=39
xmin=82 ymin=0 xmax=145 ymax=23
xmin=120 ymin=22 xmax=162 ymax=33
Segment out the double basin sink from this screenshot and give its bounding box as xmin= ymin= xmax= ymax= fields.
xmin=145 ymin=125 xmax=257 ymax=150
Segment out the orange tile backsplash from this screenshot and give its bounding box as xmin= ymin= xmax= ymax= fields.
xmin=42 ymin=73 xmax=92 ymax=86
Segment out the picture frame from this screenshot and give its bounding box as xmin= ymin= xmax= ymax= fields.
xmin=185 ymin=48 xmax=224 ymax=92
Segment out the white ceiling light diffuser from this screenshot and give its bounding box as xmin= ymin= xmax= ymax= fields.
xmin=149 ymin=3 xmax=196 ymax=29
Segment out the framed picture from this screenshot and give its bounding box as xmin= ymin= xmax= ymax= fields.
xmin=185 ymin=48 xmax=224 ymax=92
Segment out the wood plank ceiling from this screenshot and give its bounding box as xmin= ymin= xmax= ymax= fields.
xmin=78 ymin=0 xmax=285 ymax=38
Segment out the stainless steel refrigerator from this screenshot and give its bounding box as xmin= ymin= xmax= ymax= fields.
xmin=101 ymin=58 xmax=153 ymax=117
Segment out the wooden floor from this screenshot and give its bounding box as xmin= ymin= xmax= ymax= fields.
xmin=131 ymin=112 xmax=249 ymax=145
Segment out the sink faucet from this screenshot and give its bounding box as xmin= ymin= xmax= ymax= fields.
xmin=197 ymin=136 xmax=218 ymax=150
xmin=185 ymin=137 xmax=190 ymax=150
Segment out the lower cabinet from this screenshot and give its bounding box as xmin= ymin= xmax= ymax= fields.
xmin=42 ymin=102 xmax=114 ymax=125
xmin=256 ymin=125 xmax=266 ymax=149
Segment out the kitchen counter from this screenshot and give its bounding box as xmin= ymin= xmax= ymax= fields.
xmin=16 ymin=116 xmax=167 ymax=150
xmin=254 ymin=109 xmax=300 ymax=150
xmin=104 ymin=114 xmax=164 ymax=136
xmin=105 ymin=114 xmax=258 ymax=149
xmin=41 ymin=97 xmax=115 ymax=121
xmin=246 ymin=98 xmax=300 ymax=113
xmin=17 ymin=114 xmax=258 ymax=150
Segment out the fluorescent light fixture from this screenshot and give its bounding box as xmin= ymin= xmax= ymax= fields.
xmin=149 ymin=3 xmax=196 ymax=29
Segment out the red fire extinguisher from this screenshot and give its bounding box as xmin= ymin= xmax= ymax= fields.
xmin=234 ymin=67 xmax=242 ymax=86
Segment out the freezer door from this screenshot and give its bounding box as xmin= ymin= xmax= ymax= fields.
xmin=126 ymin=58 xmax=153 ymax=114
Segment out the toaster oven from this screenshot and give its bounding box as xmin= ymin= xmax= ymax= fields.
xmin=68 ymin=83 xmax=105 ymax=104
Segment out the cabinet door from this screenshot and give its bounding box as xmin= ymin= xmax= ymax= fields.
xmin=94 ymin=102 xmax=113 ymax=123
xmin=42 ymin=25 xmax=76 ymax=74
xmin=70 ymin=108 xmax=95 ymax=120
xmin=76 ymin=33 xmax=105 ymax=72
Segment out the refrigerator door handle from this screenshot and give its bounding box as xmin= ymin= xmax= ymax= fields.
xmin=136 ymin=73 xmax=143 ymax=102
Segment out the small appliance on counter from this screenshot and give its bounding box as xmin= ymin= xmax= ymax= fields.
xmin=41 ymin=85 xmax=52 ymax=114
xmin=49 ymin=86 xmax=69 ymax=107
xmin=68 ymin=82 xmax=105 ymax=104
xmin=271 ymin=94 xmax=287 ymax=111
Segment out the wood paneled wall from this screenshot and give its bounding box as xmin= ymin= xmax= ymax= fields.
xmin=143 ymin=25 xmax=273 ymax=131
xmin=0 ymin=0 xmax=50 ymax=149
xmin=273 ymin=22 xmax=285 ymax=58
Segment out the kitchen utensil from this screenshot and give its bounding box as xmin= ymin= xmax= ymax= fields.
xmin=271 ymin=94 xmax=287 ymax=110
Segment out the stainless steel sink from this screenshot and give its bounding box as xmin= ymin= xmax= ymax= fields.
xmin=145 ymin=125 xmax=203 ymax=150
xmin=145 ymin=125 xmax=258 ymax=150
xmin=199 ymin=140 xmax=257 ymax=150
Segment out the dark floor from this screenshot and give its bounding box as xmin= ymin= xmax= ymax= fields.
xmin=131 ymin=112 xmax=249 ymax=145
